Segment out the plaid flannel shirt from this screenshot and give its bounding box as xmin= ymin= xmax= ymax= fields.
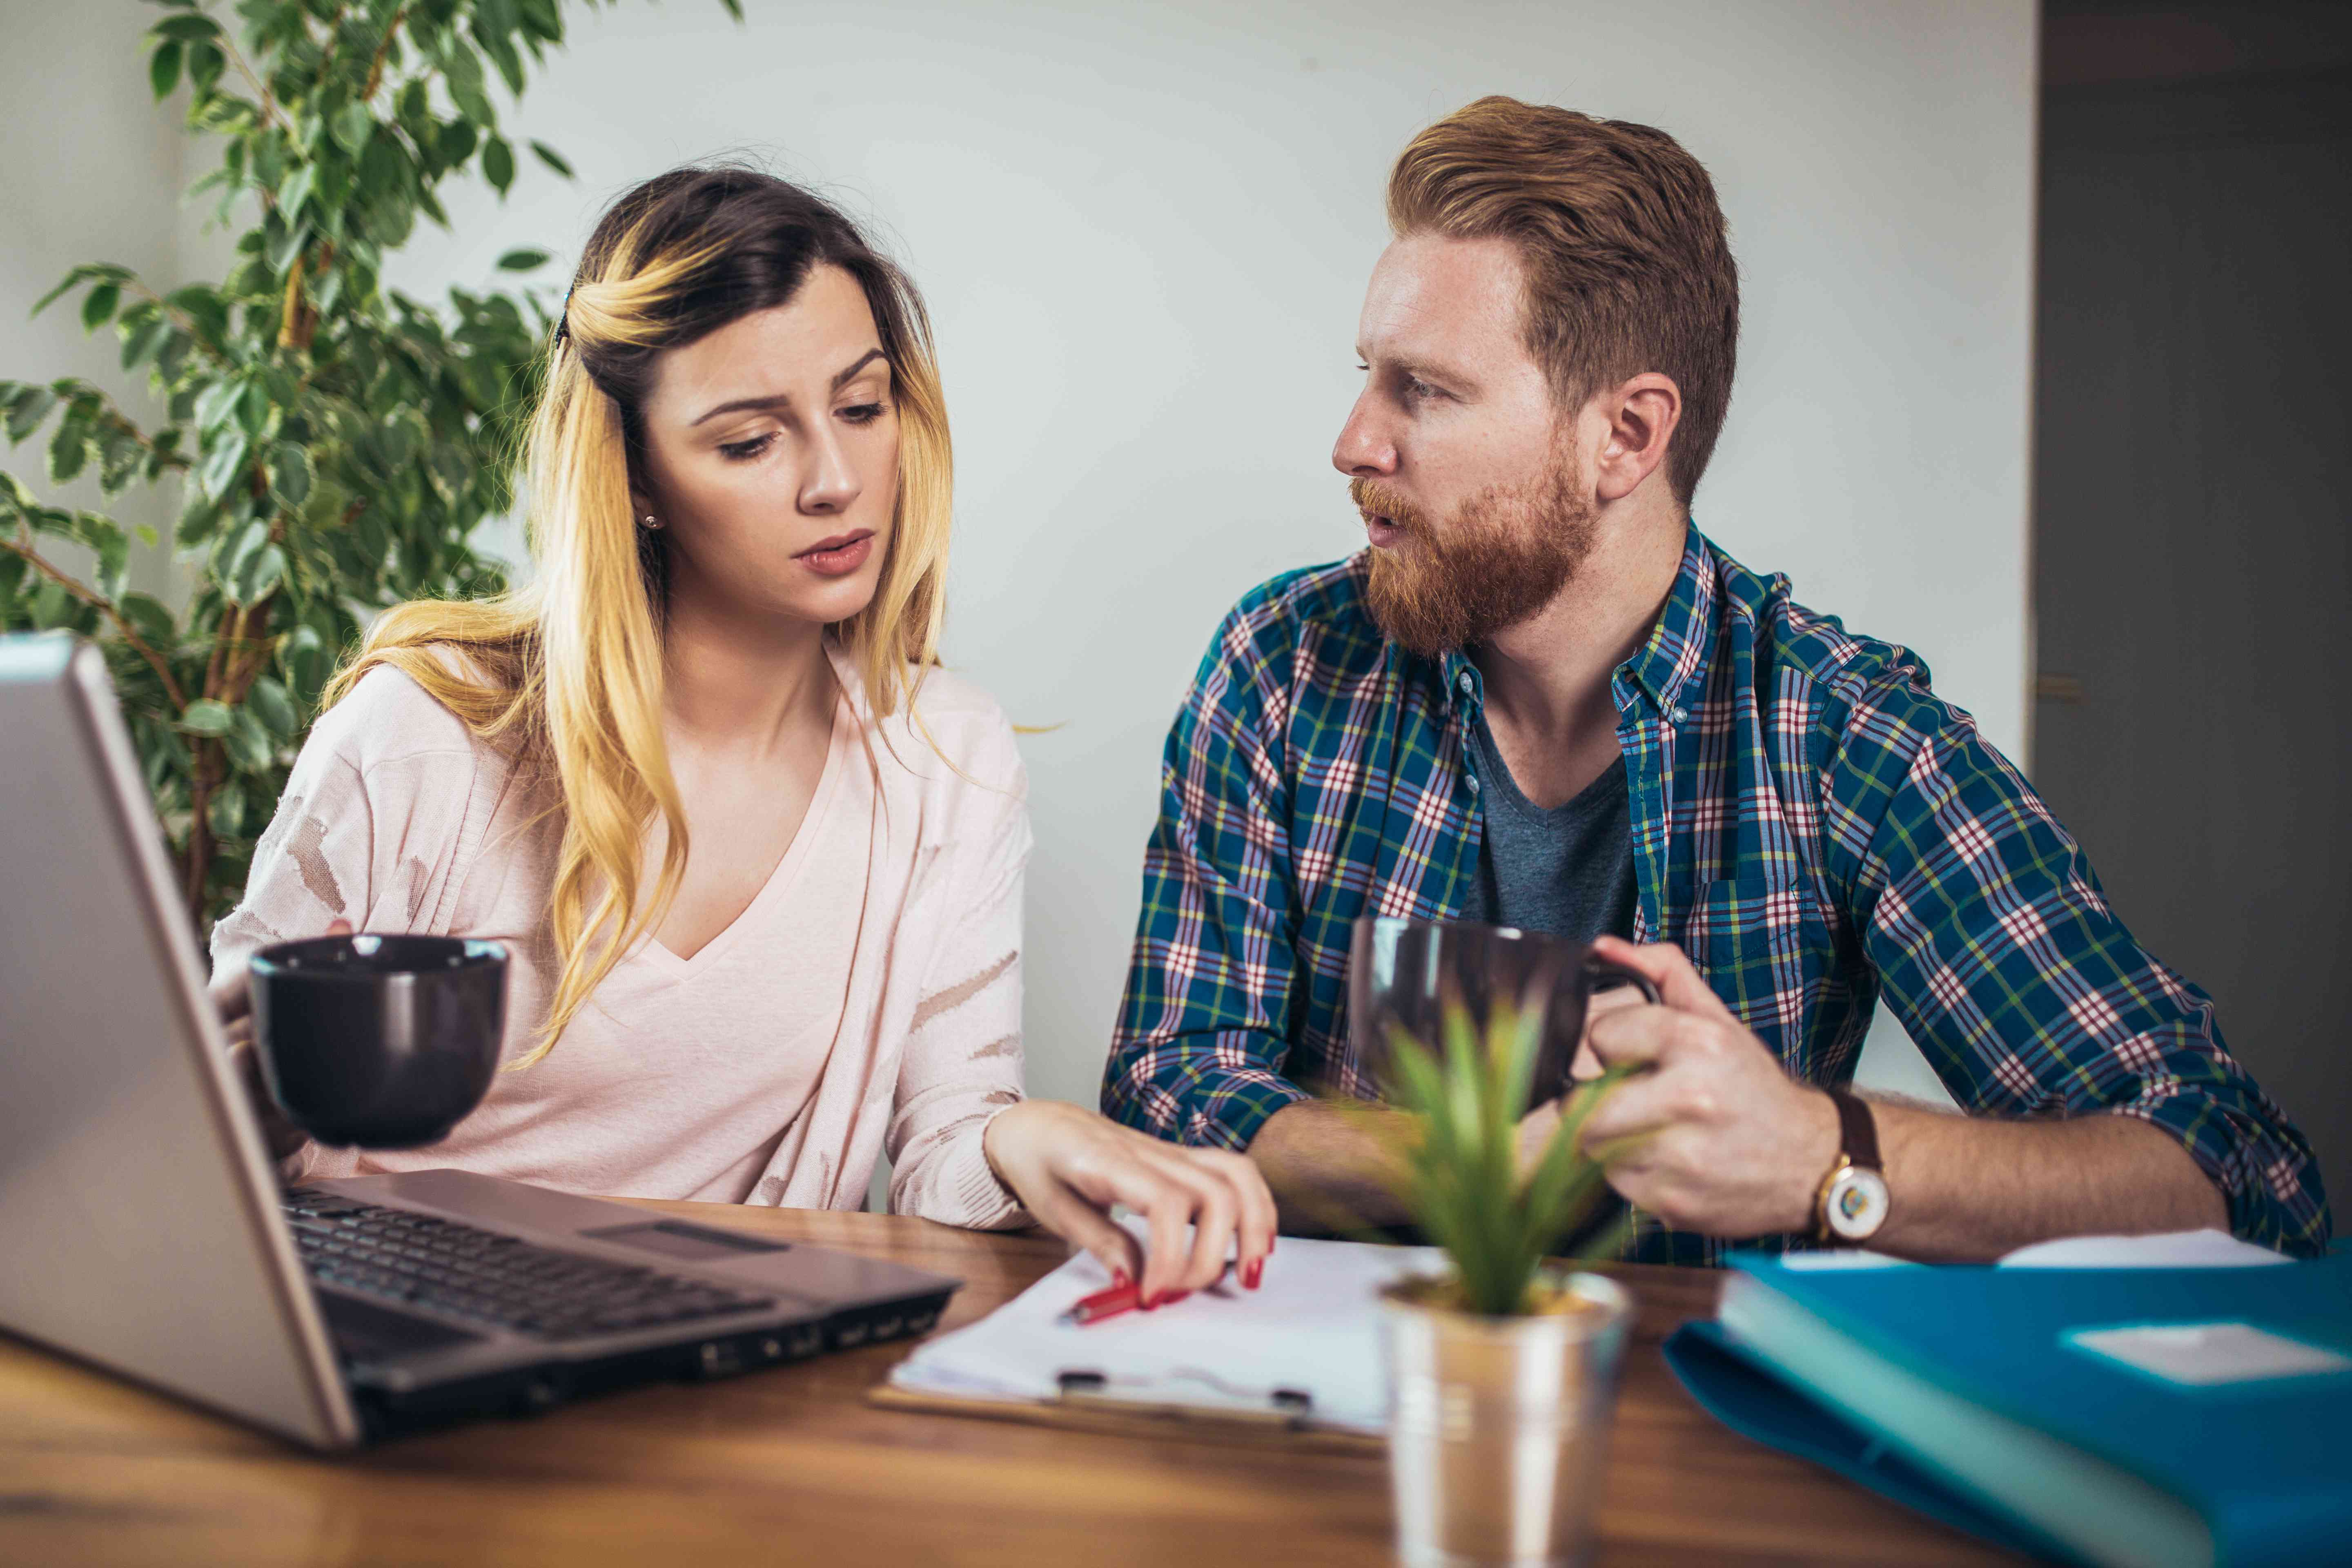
xmin=1103 ymin=526 xmax=2330 ymax=1263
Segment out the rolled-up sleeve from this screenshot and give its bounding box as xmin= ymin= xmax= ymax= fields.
xmin=1103 ymin=597 xmax=1313 ymax=1150
xmin=1838 ymin=679 xmax=2330 ymax=1255
xmin=885 ymin=716 xmax=1034 ymax=1230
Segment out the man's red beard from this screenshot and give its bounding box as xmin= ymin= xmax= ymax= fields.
xmin=1352 ymin=452 xmax=1597 ymax=658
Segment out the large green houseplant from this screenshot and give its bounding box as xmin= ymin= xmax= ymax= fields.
xmin=0 ymin=0 xmax=736 ymax=929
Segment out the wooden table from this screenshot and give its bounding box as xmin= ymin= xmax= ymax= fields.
xmin=0 ymin=1202 xmax=2022 ymax=1566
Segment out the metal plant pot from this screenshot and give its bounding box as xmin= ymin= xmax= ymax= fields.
xmin=1379 ymin=1270 xmax=1634 ymax=1568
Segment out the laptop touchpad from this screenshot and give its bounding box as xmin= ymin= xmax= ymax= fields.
xmin=317 ymin=1289 xmax=483 ymax=1362
xmin=584 ymin=1219 xmax=793 ymax=1262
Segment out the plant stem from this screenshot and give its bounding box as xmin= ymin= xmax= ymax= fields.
xmin=1 ymin=528 xmax=186 ymax=707
xmin=87 ymin=391 xmax=194 ymax=471
xmin=183 ymin=737 xmax=221 ymax=920
xmin=124 ymin=281 xmax=234 ymax=371
xmin=182 ymin=591 xmax=280 ymax=922
xmin=216 ymin=28 xmax=283 ymax=131
xmin=363 ymin=6 xmax=410 ymax=102
xmin=278 ymin=264 xmax=307 ymax=351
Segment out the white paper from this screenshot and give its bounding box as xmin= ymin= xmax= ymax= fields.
xmin=1997 ymin=1229 xmax=2290 ymax=1270
xmin=1779 ymin=1229 xmax=2288 ymax=1272
xmin=1778 ymin=1250 xmax=1921 ymax=1271
xmin=889 ymin=1227 xmax=1441 ymax=1434
xmin=2065 ymin=1321 xmax=2352 ymax=1385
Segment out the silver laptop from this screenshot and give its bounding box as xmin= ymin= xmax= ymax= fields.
xmin=0 ymin=632 xmax=960 ymax=1447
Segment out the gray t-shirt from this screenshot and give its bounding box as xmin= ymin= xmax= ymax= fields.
xmin=1459 ymin=711 xmax=1639 ymax=942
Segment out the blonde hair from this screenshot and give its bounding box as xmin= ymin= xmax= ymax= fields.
xmin=323 ymin=167 xmax=953 ymax=1065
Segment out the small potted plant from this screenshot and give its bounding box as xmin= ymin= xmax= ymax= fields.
xmin=1369 ymin=993 xmax=1637 ymax=1568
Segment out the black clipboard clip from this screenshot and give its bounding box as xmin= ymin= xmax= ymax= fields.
xmin=1055 ymin=1368 xmax=1317 ymax=1429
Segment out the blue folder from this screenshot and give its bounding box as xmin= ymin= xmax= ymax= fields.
xmin=1663 ymin=1251 xmax=2352 ymax=1568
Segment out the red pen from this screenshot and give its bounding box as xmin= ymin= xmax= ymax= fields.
xmin=1060 ymin=1260 xmax=1251 ymax=1327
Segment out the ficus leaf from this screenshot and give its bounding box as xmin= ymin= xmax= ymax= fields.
xmin=223 ymin=705 xmax=275 ymax=771
xmin=31 ymin=266 xmax=99 ymax=318
xmin=278 ymin=163 xmax=317 ymax=220
xmin=265 ymin=220 xmax=311 ymax=275
xmin=179 ymin=698 xmax=234 ymax=736
xmin=150 ymin=40 xmax=184 ymax=100
xmin=269 ymin=441 xmax=311 ymax=505
xmin=6 ymin=386 xmax=59 ymax=445
xmin=208 ymin=777 xmax=248 ymax=840
xmin=148 ymin=13 xmax=223 ymax=44
xmin=528 ymin=139 xmax=572 ymax=178
xmin=332 ymin=101 xmax=374 ymax=156
xmin=48 ymin=415 xmax=90 ymax=485
xmin=437 ymin=118 xmax=477 ymax=166
xmin=496 ymin=247 xmax=549 ymax=272
xmin=478 ymin=30 xmax=526 ymax=97
xmin=482 ymin=136 xmax=514 ymax=196
xmin=198 ymin=431 xmax=250 ymax=501
xmin=227 ymin=540 xmax=286 ymax=606
xmin=121 ymin=314 xmax=174 ymax=372
xmin=80 ymin=283 xmax=122 ymax=332
xmin=245 ymin=675 xmax=298 ymax=737
xmin=194 ymin=379 xmax=244 ymax=434
xmin=117 ymin=591 xmax=177 ymax=649
xmin=185 ymin=41 xmax=224 ymax=94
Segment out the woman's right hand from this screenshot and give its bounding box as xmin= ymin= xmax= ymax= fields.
xmin=210 ymin=919 xmax=349 ymax=1176
xmin=982 ymin=1100 xmax=1278 ymax=1306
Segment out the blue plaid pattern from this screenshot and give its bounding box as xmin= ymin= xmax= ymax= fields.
xmin=1104 ymin=527 xmax=2330 ymax=1263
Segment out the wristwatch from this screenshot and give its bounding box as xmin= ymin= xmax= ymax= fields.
xmin=1813 ymin=1089 xmax=1890 ymax=1243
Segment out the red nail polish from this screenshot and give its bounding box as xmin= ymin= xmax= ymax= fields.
xmin=1243 ymin=1258 xmax=1263 ymax=1290
xmin=1112 ymin=1268 xmax=1132 ymax=1289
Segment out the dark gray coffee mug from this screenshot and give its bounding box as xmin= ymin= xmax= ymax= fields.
xmin=249 ymin=933 xmax=509 ymax=1148
xmin=1347 ymin=916 xmax=1659 ymax=1111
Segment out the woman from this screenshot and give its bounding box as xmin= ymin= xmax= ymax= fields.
xmin=210 ymin=166 xmax=1270 ymax=1303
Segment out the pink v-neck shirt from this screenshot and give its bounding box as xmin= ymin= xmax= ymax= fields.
xmin=211 ymin=644 xmax=1031 ymax=1229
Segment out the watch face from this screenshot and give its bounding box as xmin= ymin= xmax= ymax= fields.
xmin=1824 ymin=1167 xmax=1891 ymax=1241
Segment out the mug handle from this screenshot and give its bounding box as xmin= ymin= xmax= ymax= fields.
xmin=1584 ymin=951 xmax=1662 ymax=1007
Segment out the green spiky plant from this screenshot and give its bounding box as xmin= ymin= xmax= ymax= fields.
xmin=0 ymin=0 xmax=739 ymax=930
xmin=1376 ymin=996 xmax=1637 ymax=1316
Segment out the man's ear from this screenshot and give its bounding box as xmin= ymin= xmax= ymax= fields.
xmin=1593 ymin=372 xmax=1682 ymax=504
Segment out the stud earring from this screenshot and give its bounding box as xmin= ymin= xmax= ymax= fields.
xmin=640 ymin=514 xmax=662 ymax=530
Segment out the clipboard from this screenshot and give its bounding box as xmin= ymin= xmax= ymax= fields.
xmin=868 ymin=1374 xmax=1383 ymax=1454
xmin=871 ymin=1227 xmax=1432 ymax=1450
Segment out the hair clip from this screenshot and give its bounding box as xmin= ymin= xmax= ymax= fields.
xmin=553 ymin=282 xmax=575 ymax=344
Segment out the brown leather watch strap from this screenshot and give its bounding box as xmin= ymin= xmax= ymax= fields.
xmin=1826 ymin=1088 xmax=1881 ymax=1173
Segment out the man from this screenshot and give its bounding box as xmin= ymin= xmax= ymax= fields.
xmin=1101 ymin=96 xmax=2329 ymax=1263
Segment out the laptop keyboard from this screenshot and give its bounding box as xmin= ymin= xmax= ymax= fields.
xmin=281 ymin=1190 xmax=777 ymax=1341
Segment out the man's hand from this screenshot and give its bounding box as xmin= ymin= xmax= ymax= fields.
xmin=1574 ymin=934 xmax=1838 ymax=1238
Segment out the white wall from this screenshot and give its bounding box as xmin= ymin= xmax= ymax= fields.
xmin=11 ymin=0 xmax=2039 ymax=1112
xmin=0 ymin=1 xmax=185 ymax=598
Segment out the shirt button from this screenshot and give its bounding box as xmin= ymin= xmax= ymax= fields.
xmin=1670 ymin=705 xmax=1689 ymax=724
xmin=1466 ymin=774 xmax=1481 ymax=793
xmin=1457 ymin=671 xmax=1475 ymax=695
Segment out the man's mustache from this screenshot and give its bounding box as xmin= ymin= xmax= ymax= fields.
xmin=1349 ymin=478 xmax=1425 ymax=531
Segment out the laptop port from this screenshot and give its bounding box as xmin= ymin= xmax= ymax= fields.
xmin=873 ymin=1315 xmax=904 ymax=1339
xmin=835 ymin=1321 xmax=870 ymax=1348
xmin=697 ymin=1339 xmax=745 ymax=1378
